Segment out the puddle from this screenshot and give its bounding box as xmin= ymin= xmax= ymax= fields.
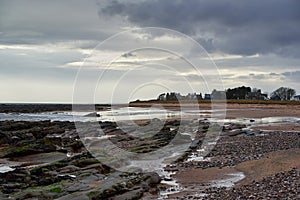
xmin=212 ymin=116 xmax=300 ymax=125
xmin=0 ymin=152 xmax=68 ymax=171
xmin=12 ymin=152 xmax=67 ymax=163
xmin=210 ymin=172 xmax=245 ymax=188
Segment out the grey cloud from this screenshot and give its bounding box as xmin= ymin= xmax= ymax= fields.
xmin=99 ymin=0 xmax=300 ymax=57
xmin=233 ymin=73 xmax=278 ymax=81
xmin=232 ymin=71 xmax=300 ymax=89
xmin=121 ymin=52 xmax=136 ymax=58
xmin=249 ymin=74 xmax=267 ymax=79
xmin=215 ymin=54 xmax=300 ymax=72
xmin=282 ymin=71 xmax=300 ymax=76
xmin=269 ymin=73 xmax=280 ymax=76
xmin=282 ymin=71 xmax=300 ymax=82
xmin=0 ymin=47 xmax=80 ymax=81
xmin=0 ymin=0 xmax=120 ymax=46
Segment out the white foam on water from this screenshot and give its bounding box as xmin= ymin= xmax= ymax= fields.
xmin=0 ymin=106 xmax=221 ymax=122
xmin=211 ymin=116 xmax=300 ymax=126
xmin=186 ymin=154 xmax=211 ymax=162
xmin=159 ymin=184 xmax=184 ymax=197
xmin=0 ymin=165 xmax=15 ymax=173
xmin=83 ymin=135 xmax=116 ymax=140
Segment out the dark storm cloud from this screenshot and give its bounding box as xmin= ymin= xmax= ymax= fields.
xmin=99 ymin=0 xmax=300 ymax=56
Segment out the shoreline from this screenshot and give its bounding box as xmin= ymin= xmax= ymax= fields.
xmin=130 ymin=102 xmax=300 ymax=118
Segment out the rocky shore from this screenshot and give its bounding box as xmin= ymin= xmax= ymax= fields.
xmin=164 ymin=122 xmax=300 ymax=199
xmin=202 ymin=168 xmax=299 ymax=199
xmin=0 ymin=111 xmax=299 ymax=199
xmin=0 ymin=120 xmax=161 ymax=199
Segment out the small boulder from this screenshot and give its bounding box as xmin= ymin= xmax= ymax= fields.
xmin=83 ymin=112 xmax=100 ymax=117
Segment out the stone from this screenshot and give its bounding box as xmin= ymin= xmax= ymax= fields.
xmin=83 ymin=112 xmax=100 ymax=117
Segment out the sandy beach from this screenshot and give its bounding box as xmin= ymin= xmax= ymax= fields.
xmin=130 ymin=102 xmax=300 ymax=118
xmin=225 ymin=104 xmax=300 ymax=118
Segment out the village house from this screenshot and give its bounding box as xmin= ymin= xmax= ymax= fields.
xmin=246 ymin=89 xmax=268 ymax=100
xmin=292 ymin=95 xmax=300 ymax=101
xmin=211 ymin=90 xmax=226 ymax=100
xmin=204 ymin=94 xmax=211 ymax=100
xmin=157 ymin=92 xmax=202 ymax=101
xmin=270 ymin=94 xmax=281 ymax=100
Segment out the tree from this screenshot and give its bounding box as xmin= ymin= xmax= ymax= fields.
xmin=166 ymin=93 xmax=170 ymax=100
xmin=271 ymin=87 xmax=296 ymax=100
xmin=226 ymin=86 xmax=251 ymax=99
xmin=157 ymin=93 xmax=166 ymax=101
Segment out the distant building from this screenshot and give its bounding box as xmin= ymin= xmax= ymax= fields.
xmin=168 ymin=92 xmax=178 ymax=100
xmin=196 ymin=93 xmax=203 ymax=100
xmin=293 ymin=95 xmax=300 ymax=101
xmin=246 ymin=89 xmax=268 ymax=100
xmin=211 ymin=90 xmax=226 ymax=100
xmin=270 ymin=94 xmax=281 ymax=101
xmin=158 ymin=92 xmax=202 ymax=101
xmin=157 ymin=93 xmax=166 ymax=101
xmin=204 ymin=94 xmax=211 ymax=100
xmin=187 ymin=93 xmax=200 ymax=100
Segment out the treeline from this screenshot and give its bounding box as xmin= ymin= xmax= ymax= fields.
xmin=226 ymin=86 xmax=252 ymax=99
xmin=225 ymin=86 xmax=296 ymax=100
xmin=156 ymin=86 xmax=297 ymax=101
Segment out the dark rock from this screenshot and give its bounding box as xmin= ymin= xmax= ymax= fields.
xmin=145 ymin=172 xmax=161 ymax=186
xmin=83 ymin=112 xmax=100 ymax=117
xmin=189 ymin=139 xmax=200 ymax=149
xmin=111 ymin=188 xmax=144 ymax=200
xmin=226 ymin=130 xmax=246 ymax=136
xmin=245 ymin=130 xmax=256 ymax=135
xmin=163 ymin=177 xmax=173 ymax=182
xmin=59 ymin=165 xmax=80 ymax=173
xmin=164 ymin=165 xmax=179 ymax=172
xmin=71 ymin=158 xmax=100 ymax=168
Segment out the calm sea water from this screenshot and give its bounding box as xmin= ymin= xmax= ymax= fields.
xmin=0 ymin=107 xmax=299 ymax=125
xmin=0 ymin=107 xmax=207 ymax=122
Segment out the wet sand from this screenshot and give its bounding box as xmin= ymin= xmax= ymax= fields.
xmin=225 ymin=104 xmax=300 ymax=118
xmin=130 ymin=102 xmax=300 ymax=118
xmin=252 ymin=124 xmax=300 ymax=131
xmin=166 ymin=140 xmax=300 ymax=199
xmin=173 ymin=167 xmax=239 ymax=185
xmin=236 ymin=148 xmax=300 ymax=185
xmin=173 ymin=148 xmax=300 ymax=187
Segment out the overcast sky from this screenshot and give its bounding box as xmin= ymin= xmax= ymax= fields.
xmin=1 ymin=0 xmax=300 ymax=103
